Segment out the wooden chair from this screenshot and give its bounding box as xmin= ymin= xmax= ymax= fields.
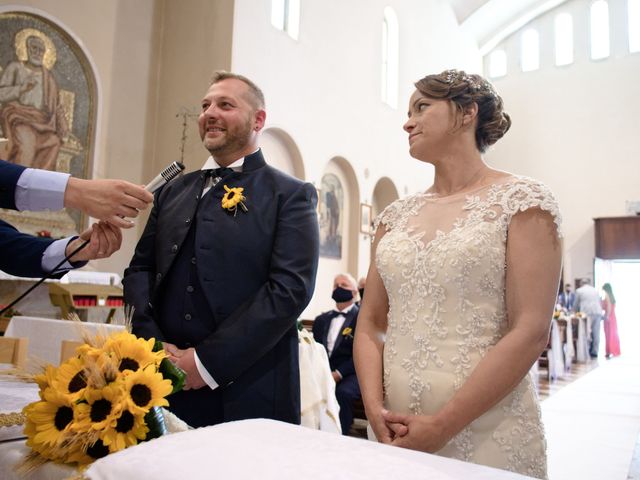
xmin=0 ymin=336 xmax=28 ymax=368
xmin=60 ymin=340 xmax=84 ymax=364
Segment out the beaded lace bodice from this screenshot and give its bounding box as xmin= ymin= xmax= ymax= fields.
xmin=374 ymin=175 xmax=561 ymax=479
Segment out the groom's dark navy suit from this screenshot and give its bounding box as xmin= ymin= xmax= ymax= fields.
xmin=0 ymin=159 xmax=58 ymax=277
xmin=123 ymin=150 xmax=319 ymax=427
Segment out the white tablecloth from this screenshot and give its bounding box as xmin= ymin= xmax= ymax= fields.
xmin=84 ymin=419 xmax=536 ymax=480
xmin=5 ymin=316 xmax=125 ymax=366
xmin=0 ymin=377 xmax=77 ymax=479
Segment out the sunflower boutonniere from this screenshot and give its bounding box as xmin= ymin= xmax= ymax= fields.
xmin=221 ymin=185 xmax=248 ymax=216
xmin=341 ymin=327 xmax=353 ymax=339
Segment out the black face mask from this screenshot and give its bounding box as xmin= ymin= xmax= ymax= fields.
xmin=332 ymin=286 xmax=353 ymax=303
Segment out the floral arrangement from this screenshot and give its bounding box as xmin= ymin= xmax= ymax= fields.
xmin=21 ymin=329 xmax=184 ymax=468
xmin=341 ymin=327 xmax=353 ymax=338
xmin=221 ymin=184 xmax=248 ymax=216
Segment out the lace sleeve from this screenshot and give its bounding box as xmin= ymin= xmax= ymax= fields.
xmin=501 ymin=177 xmax=563 ymax=238
xmin=372 ymin=197 xmax=407 ymax=233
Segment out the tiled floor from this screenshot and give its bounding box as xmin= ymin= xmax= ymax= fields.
xmin=537 ymin=357 xmax=600 ymax=401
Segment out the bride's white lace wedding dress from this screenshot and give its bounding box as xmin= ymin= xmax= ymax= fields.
xmin=374 ymin=175 xmax=561 ymax=479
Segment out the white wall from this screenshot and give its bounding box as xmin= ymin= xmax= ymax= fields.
xmin=231 ymin=0 xmax=480 ymax=316
xmin=484 ymin=0 xmax=640 ymax=285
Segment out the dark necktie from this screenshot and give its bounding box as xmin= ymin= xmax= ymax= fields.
xmin=208 ymin=167 xmax=235 ymax=179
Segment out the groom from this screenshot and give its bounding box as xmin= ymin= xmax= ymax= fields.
xmin=123 ymin=72 xmax=319 ymax=427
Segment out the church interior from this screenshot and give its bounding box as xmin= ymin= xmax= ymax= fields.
xmin=0 ymin=1 xmax=639 ymax=479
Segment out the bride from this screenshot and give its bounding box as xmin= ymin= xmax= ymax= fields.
xmin=353 ymin=70 xmax=562 ymax=479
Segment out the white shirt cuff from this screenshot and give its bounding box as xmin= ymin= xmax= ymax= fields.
xmin=16 ymin=168 xmax=70 ymax=211
xmin=41 ymin=238 xmax=76 ymax=273
xmin=194 ymin=350 xmax=219 ymax=390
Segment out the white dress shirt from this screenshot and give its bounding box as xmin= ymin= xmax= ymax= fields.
xmin=326 ymin=303 xmax=355 ymax=356
xmin=14 ymin=168 xmax=79 ymax=273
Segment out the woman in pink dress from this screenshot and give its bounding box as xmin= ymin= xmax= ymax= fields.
xmin=602 ymin=283 xmax=621 ymax=358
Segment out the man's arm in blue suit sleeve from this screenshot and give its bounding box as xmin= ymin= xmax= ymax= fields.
xmin=0 ymin=219 xmax=55 ymax=277
xmin=196 ymin=182 xmax=320 ymax=386
xmin=0 ymin=159 xmax=26 ymax=210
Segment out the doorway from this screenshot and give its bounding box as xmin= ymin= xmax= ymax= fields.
xmin=594 ymin=259 xmax=640 ymax=358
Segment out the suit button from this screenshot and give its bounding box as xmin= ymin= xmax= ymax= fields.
xmin=185 ymin=218 xmax=191 ymax=224
xmin=184 ymin=313 xmax=192 ymax=321
xmin=191 ymin=257 xmax=197 ymax=265
xmin=186 ymin=285 xmax=194 ymax=293
xmin=171 ymin=244 xmax=178 ymax=253
xmin=156 ymin=273 xmax=162 ymax=281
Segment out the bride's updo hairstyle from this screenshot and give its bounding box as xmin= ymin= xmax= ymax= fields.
xmin=414 ymin=69 xmax=511 ymax=153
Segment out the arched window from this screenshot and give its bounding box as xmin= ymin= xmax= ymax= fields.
xmin=521 ymin=28 xmax=540 ymax=72
xmin=271 ymin=0 xmax=300 ymax=40
xmin=381 ymin=7 xmax=399 ymax=108
xmin=488 ymin=49 xmax=507 ymax=78
xmin=555 ymin=13 xmax=574 ymax=66
xmin=629 ymin=0 xmax=640 ymax=53
xmin=590 ymin=1 xmax=610 ymax=59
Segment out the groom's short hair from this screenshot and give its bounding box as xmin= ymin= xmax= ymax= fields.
xmin=210 ymin=70 xmax=265 ymax=110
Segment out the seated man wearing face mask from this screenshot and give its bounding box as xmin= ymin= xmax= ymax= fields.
xmin=312 ymin=273 xmax=361 ymax=435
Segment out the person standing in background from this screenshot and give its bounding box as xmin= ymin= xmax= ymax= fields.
xmin=575 ymin=278 xmax=604 ymax=358
xmin=558 ymin=283 xmax=575 ymax=310
xmin=601 ymin=283 xmax=621 ymax=358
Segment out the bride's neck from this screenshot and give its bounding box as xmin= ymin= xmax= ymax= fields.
xmin=429 ymin=155 xmax=488 ymax=196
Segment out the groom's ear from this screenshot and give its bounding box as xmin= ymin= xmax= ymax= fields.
xmin=253 ymin=109 xmax=266 ymax=132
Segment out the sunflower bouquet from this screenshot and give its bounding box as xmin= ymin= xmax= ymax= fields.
xmin=21 ymin=330 xmax=185 ymax=468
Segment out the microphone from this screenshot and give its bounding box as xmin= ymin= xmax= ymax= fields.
xmin=0 ymin=162 xmax=186 ymax=317
xmin=145 ymin=161 xmax=185 ymax=193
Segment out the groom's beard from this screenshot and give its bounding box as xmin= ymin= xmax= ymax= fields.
xmin=205 ymin=116 xmax=253 ymax=158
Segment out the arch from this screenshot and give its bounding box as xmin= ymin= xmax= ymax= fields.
xmin=306 ymin=156 xmax=361 ymax=316
xmin=260 ymin=127 xmax=305 ymax=180
xmin=372 ymin=176 xmax=399 ymax=219
xmin=0 ymin=8 xmax=99 ymax=236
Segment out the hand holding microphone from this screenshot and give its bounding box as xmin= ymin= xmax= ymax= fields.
xmin=63 ymin=162 xmax=185 ymax=228
xmin=0 ymin=162 xmax=186 ymax=317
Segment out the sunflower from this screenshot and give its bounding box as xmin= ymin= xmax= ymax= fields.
xmin=23 ymin=388 xmax=76 ymax=450
xmin=33 ymin=364 xmax=58 ymax=399
xmin=51 ymin=357 xmax=87 ymax=402
xmin=123 ymin=365 xmax=172 ymax=414
xmin=221 ymin=184 xmax=248 ymax=214
xmin=103 ymin=331 xmax=164 ymax=373
xmin=101 ymin=407 xmax=148 ymax=452
xmin=74 ymin=384 xmax=124 ymax=432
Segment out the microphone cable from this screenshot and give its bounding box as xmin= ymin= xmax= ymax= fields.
xmin=0 ymin=238 xmax=90 ymax=317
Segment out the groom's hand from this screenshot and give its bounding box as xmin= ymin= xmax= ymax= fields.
xmin=171 ymin=347 xmax=206 ymax=390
